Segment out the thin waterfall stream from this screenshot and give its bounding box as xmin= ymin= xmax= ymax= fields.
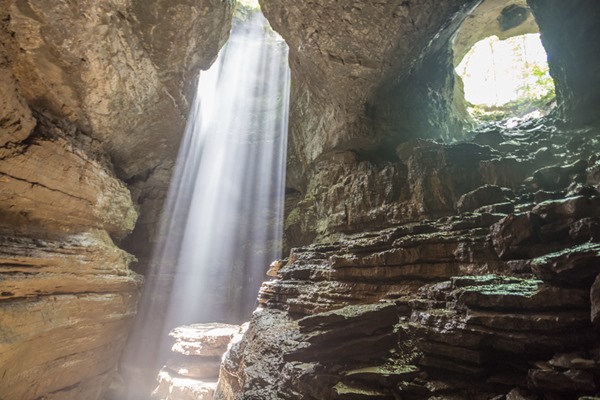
xmin=121 ymin=6 xmax=290 ymax=396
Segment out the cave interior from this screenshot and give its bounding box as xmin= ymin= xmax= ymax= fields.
xmin=0 ymin=0 xmax=600 ymax=399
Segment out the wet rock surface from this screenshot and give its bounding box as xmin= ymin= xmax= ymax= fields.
xmin=260 ymin=0 xmax=481 ymax=192
xmin=218 ymin=117 xmax=600 ymax=400
xmin=287 ymin=116 xmax=600 ymax=249
xmin=153 ymin=323 xmax=240 ymax=400
xmin=0 ymin=0 xmax=598 ymax=399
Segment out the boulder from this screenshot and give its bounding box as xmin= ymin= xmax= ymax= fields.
xmin=531 ymin=243 xmax=600 ymax=287
xmin=456 ymin=185 xmax=510 ymax=213
xmin=490 ymin=213 xmax=541 ymax=259
xmin=528 ymin=368 xmax=596 ymax=393
xmin=170 ymin=323 xmax=240 ymax=357
xmin=152 ymin=323 xmax=240 ymax=400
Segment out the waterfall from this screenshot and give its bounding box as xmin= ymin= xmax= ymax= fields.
xmin=121 ymin=7 xmax=290 ymax=397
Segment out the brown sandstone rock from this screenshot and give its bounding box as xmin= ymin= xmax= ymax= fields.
xmin=532 ymin=196 xmax=600 ymax=223
xmin=0 ymin=122 xmax=137 ymax=238
xmin=165 ymin=357 xmax=222 ymax=379
xmin=490 ymin=213 xmax=541 ymax=259
xmin=260 ymin=0 xmax=479 ymax=175
xmin=0 ymin=229 xmax=141 ymax=400
xmin=0 ymin=57 xmax=35 ymax=147
xmin=407 ymin=143 xmax=493 ymax=216
xmin=153 ymin=323 xmax=240 ymax=400
xmin=3 ymin=0 xmax=233 ymax=179
xmin=0 ymin=292 xmax=140 ymax=400
xmin=153 ymin=369 xmax=217 ymax=400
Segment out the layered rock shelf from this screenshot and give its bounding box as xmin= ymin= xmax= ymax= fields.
xmin=0 ymin=0 xmax=234 ymax=398
xmin=0 ymin=113 xmax=143 ymax=399
xmin=217 ymin=119 xmax=600 ymax=400
xmin=1 ymin=0 xmax=599 ymax=398
xmin=153 ymin=323 xmax=240 ymax=400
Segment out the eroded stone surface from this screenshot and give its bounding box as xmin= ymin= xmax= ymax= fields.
xmin=218 ymin=119 xmax=600 ymax=400
xmin=453 ymin=0 xmax=539 ymax=65
xmin=170 ymin=323 xmax=240 ymax=357
xmin=0 ymin=115 xmax=137 ymax=239
xmin=2 ymin=0 xmax=233 ymax=179
xmin=0 ymin=246 xmax=140 ymax=399
xmin=152 ymin=323 xmax=240 ymax=400
xmin=260 ymin=0 xmax=481 ymax=190
xmin=0 ymin=1 xmax=233 ymax=399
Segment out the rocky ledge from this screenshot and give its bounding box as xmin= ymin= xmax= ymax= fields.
xmin=215 ymin=118 xmax=600 ymax=400
xmin=0 ymin=114 xmax=142 ymax=400
xmin=152 ymin=323 xmax=240 ymax=400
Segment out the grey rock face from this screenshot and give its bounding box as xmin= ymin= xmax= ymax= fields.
xmin=528 ymin=0 xmax=600 ymax=125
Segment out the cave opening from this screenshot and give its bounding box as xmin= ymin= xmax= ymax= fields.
xmin=456 ymin=33 xmax=556 ymax=123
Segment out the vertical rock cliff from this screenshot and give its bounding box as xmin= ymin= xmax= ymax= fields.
xmin=0 ymin=0 xmax=233 ymax=398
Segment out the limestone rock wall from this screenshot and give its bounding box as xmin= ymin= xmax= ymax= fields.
xmin=3 ymin=0 xmax=232 ymax=179
xmin=284 ymin=138 xmax=533 ymax=250
xmin=259 ymin=0 xmax=481 ymax=190
xmin=0 ymin=0 xmax=233 ymax=398
xmin=453 ymin=0 xmax=539 ymax=66
xmin=217 ymin=119 xmax=600 ymax=400
xmin=528 ymin=0 xmax=600 ymax=125
xmin=2 ymin=0 xmax=234 ymax=269
xmin=0 ymin=113 xmax=142 ymax=399
xmin=277 ymin=0 xmax=600 ymax=249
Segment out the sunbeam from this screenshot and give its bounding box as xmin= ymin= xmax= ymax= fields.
xmin=120 ymin=8 xmax=290 ymax=397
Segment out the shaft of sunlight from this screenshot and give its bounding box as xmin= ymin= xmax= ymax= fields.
xmin=120 ymin=8 xmax=290 ymax=398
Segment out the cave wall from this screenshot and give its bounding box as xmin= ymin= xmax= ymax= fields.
xmin=453 ymin=0 xmax=539 ymax=66
xmin=259 ymin=0 xmax=486 ymax=250
xmin=0 ymin=110 xmax=142 ymax=400
xmin=528 ymin=0 xmax=600 ymax=125
xmin=0 ymin=0 xmax=233 ymax=398
xmin=259 ymin=0 xmax=481 ymax=190
xmin=279 ymin=0 xmax=600 ymax=249
xmin=1 ymin=0 xmax=599 ymax=398
xmin=215 ymin=1 xmax=600 ymax=398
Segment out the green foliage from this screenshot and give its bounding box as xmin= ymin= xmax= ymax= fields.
xmin=469 ymin=62 xmax=556 ymax=122
xmin=235 ymin=0 xmax=261 ymax=21
xmin=232 ymin=0 xmax=282 ymax=40
xmin=530 ymin=64 xmax=556 ymax=100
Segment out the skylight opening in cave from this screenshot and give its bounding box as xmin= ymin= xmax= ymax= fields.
xmin=456 ymin=33 xmax=555 ymax=121
xmin=237 ymin=0 xmax=260 ymax=9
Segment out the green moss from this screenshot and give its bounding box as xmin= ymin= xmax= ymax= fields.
xmin=284 ymin=207 xmax=301 ymax=230
xmin=453 ymin=274 xmax=543 ymax=297
xmin=333 ymin=382 xmax=386 ymax=396
xmin=461 ymin=281 xmax=542 ymax=297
